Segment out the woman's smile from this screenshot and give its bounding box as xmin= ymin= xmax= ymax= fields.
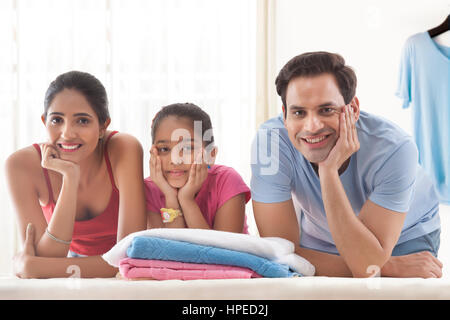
xmin=57 ymin=142 xmax=83 ymax=153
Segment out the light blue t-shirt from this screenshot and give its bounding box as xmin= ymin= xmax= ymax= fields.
xmin=396 ymin=32 xmax=450 ymax=204
xmin=250 ymin=111 xmax=440 ymax=255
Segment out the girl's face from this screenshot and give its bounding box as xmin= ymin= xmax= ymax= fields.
xmin=42 ymin=89 xmax=107 ymax=163
xmin=152 ymin=116 xmax=204 ymax=188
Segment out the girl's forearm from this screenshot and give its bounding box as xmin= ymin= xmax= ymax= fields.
xmin=164 ymin=195 xmax=186 ymax=228
xmin=178 ymin=198 xmax=210 ymax=229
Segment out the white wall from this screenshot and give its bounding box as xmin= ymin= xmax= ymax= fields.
xmin=273 ymin=0 xmax=450 ymax=134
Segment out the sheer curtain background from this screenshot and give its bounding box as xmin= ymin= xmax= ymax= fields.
xmin=0 ymin=0 xmax=257 ymax=275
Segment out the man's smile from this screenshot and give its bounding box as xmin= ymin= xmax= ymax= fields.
xmin=298 ymin=133 xmax=334 ymax=149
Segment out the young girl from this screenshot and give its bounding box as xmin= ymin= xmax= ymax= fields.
xmin=145 ymin=103 xmax=251 ymax=233
xmin=6 ymin=71 xmax=147 ymax=278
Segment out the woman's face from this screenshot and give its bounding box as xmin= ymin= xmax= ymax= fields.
xmin=42 ymin=89 xmax=105 ymax=163
xmin=152 ymin=116 xmax=203 ymax=188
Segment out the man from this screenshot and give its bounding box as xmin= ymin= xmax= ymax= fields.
xmin=251 ymin=51 xmax=442 ymax=278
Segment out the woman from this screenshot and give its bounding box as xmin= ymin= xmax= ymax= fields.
xmin=5 ymin=71 xmax=147 ymax=278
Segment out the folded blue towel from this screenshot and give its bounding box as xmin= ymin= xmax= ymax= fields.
xmin=126 ymin=236 xmax=301 ymax=278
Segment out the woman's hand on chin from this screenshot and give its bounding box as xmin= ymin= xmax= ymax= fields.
xmin=40 ymin=143 xmax=80 ymax=179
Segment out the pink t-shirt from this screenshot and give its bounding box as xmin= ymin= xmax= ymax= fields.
xmin=144 ymin=164 xmax=251 ymax=233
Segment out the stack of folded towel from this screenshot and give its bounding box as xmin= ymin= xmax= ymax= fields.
xmin=102 ymin=228 xmax=315 ymax=281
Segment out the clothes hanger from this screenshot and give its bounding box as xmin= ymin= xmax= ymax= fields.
xmin=428 ymin=14 xmax=450 ymax=38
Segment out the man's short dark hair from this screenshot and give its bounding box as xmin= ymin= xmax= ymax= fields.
xmin=275 ymin=51 xmax=357 ymax=114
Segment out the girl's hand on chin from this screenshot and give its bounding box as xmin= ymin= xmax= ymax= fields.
xmin=150 ymin=146 xmax=178 ymax=199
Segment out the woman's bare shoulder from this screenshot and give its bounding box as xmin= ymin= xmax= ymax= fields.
xmin=106 ymin=131 xmax=144 ymax=157
xmin=5 ymin=145 xmax=42 ymax=172
xmin=103 ymin=132 xmax=144 ymax=188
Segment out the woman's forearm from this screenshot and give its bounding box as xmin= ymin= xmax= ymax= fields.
xmin=27 ymin=255 xmax=118 ymax=279
xmin=36 ymin=174 xmax=79 ymax=257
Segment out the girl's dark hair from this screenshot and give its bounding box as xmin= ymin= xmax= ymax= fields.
xmin=151 ymin=103 xmax=214 ymax=145
xmin=43 ymin=71 xmax=110 ymax=125
xmin=275 ymin=51 xmax=357 ymax=115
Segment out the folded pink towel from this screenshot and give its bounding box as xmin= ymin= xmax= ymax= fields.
xmin=119 ymin=258 xmax=262 ymax=280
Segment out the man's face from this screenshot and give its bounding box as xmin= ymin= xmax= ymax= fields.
xmin=283 ymin=73 xmax=357 ymax=164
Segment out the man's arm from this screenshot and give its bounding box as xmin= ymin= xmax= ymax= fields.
xmin=252 ymin=199 xmax=353 ymax=277
xmin=317 ymin=105 xmax=442 ymax=278
xmin=253 ymin=199 xmax=443 ymax=278
xmin=319 ymin=169 xmax=406 ymax=277
xmin=317 ymin=104 xmax=406 ymax=277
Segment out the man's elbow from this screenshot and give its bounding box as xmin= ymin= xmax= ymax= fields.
xmin=350 ymin=252 xmax=390 ymax=278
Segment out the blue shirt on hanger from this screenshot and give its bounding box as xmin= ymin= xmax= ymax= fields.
xmin=396 ymin=32 xmax=450 ymax=204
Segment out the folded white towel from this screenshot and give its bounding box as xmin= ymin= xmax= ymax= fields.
xmin=102 ymin=228 xmax=315 ymax=276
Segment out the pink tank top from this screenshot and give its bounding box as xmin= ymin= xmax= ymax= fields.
xmin=33 ymin=131 xmax=119 ymax=256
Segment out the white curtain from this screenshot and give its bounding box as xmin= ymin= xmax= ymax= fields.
xmin=0 ymin=0 xmax=257 ymax=275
